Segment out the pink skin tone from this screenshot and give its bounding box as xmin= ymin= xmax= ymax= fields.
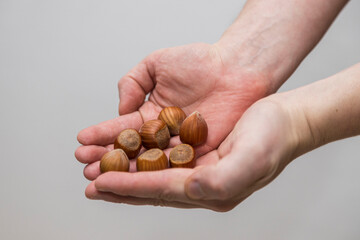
xmin=75 ymin=0 xmax=351 ymax=211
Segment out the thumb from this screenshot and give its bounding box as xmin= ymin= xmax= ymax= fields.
xmin=185 ymin=159 xmax=249 ymax=201
xmin=118 ymin=55 xmax=157 ymax=115
xmin=185 ymin=165 xmax=224 ymax=200
xmin=185 ymin=150 xmax=270 ymax=201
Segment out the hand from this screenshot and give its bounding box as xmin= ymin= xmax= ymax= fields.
xmin=84 ymin=63 xmax=360 ymax=211
xmin=75 ymin=43 xmax=269 ymax=180
xmin=84 ymin=97 xmax=298 ymax=211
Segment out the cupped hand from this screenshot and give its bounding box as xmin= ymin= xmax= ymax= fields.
xmin=75 ymin=43 xmax=269 ymax=177
xmin=75 ymin=42 xmax=272 ymax=210
xmin=83 ymin=97 xmax=300 ymax=211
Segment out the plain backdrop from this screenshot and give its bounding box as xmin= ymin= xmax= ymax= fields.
xmin=1 ymin=1 xmax=359 ymax=239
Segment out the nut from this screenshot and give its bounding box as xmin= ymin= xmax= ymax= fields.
xmin=139 ymin=119 xmax=170 ymax=149
xmin=100 ymin=149 xmax=130 ymax=173
xmin=179 ymin=111 xmax=208 ymax=146
xmin=169 ymin=144 xmax=195 ymax=168
xmin=158 ymin=106 xmax=186 ymax=135
xmin=136 ymin=148 xmax=168 ymax=171
xmin=114 ymin=128 xmax=142 ymax=159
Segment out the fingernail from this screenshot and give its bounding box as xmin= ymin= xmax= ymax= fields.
xmin=187 ymin=181 xmax=205 ymax=199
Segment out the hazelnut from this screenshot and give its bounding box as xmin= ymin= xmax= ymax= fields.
xmin=114 ymin=128 xmax=142 ymax=159
xmin=158 ymin=106 xmax=186 ymax=135
xmin=169 ymin=144 xmax=195 ymax=168
xmin=179 ymin=111 xmax=208 ymax=146
xmin=139 ymin=119 xmax=170 ymax=149
xmin=136 ymin=148 xmax=168 ymax=171
xmin=100 ymin=149 xmax=130 ymax=173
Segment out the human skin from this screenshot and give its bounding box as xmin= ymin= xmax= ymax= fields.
xmin=86 ymin=63 xmax=360 ymax=211
xmin=75 ymin=0 xmax=349 ymax=210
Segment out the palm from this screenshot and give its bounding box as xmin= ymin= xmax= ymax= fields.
xmin=125 ymin=43 xmax=269 ymax=155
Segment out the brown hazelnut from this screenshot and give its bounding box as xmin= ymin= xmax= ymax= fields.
xmin=139 ymin=119 xmax=170 ymax=149
xmin=136 ymin=148 xmax=168 ymax=171
xmin=169 ymin=144 xmax=195 ymax=168
xmin=158 ymin=106 xmax=186 ymax=135
xmin=100 ymin=149 xmax=130 ymax=173
xmin=179 ymin=111 xmax=208 ymax=146
xmin=114 ymin=128 xmax=142 ymax=159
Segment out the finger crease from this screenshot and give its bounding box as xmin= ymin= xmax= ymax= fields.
xmin=128 ymin=75 xmax=147 ymax=97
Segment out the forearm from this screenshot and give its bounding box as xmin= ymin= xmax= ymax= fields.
xmin=283 ymin=63 xmax=360 ymax=157
xmin=216 ymin=0 xmax=348 ymax=92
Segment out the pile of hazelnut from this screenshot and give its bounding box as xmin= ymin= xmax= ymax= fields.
xmin=100 ymin=107 xmax=208 ymax=173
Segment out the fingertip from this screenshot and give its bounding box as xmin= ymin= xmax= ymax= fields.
xmin=185 ymin=165 xmax=228 ymax=201
xmin=74 ymin=146 xmax=82 ymax=161
xmin=75 ymin=145 xmax=110 ymax=164
xmin=184 ymin=166 xmax=206 ymax=200
xmin=78 ymin=124 xmax=112 ymax=145
xmin=83 ymin=161 xmax=101 ymax=180
xmin=185 ymin=179 xmax=205 ymax=200
xmin=93 ymin=171 xmax=112 ymax=190
xmin=75 ymin=145 xmax=88 ymax=163
xmin=85 ymin=181 xmax=99 ymax=200
xmin=77 ymin=127 xmax=95 ymax=145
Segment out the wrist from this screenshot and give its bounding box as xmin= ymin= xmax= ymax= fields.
xmin=213 ymin=39 xmax=284 ymax=94
xmin=214 ymin=20 xmax=301 ymax=95
xmin=271 ymin=63 xmax=360 ymax=159
xmin=258 ymin=93 xmax=309 ymax=162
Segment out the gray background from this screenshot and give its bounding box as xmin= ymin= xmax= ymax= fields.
xmin=1 ymin=0 xmax=359 ymax=239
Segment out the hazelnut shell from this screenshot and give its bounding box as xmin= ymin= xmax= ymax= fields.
xmin=169 ymin=144 xmax=195 ymax=168
xmin=158 ymin=106 xmax=186 ymax=135
xmin=139 ymin=119 xmax=170 ymax=149
xmin=179 ymin=111 xmax=208 ymax=146
xmin=114 ymin=128 xmax=142 ymax=159
xmin=100 ymin=149 xmax=130 ymax=173
xmin=136 ymin=148 xmax=168 ymax=171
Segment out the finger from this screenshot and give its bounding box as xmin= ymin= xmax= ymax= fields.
xmin=168 ymin=136 xmax=181 ymax=148
xmin=87 ymin=179 xmax=242 ymax=212
xmin=195 ymin=150 xmax=219 ymax=166
xmin=83 ymin=161 xmax=101 ymax=180
xmin=75 ymin=145 xmax=112 ymax=164
xmin=94 ymin=168 xmax=195 ymax=203
xmin=86 ymin=181 xmax=199 ymax=209
xmin=77 ymin=111 xmax=143 ymax=146
xmin=118 ymin=53 xmax=159 ymax=115
xmin=185 ymin=150 xmax=267 ymax=201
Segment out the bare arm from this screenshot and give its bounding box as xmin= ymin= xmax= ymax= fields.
xmin=285 ymin=63 xmax=360 ymax=158
xmin=216 ymin=0 xmax=349 ymax=92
